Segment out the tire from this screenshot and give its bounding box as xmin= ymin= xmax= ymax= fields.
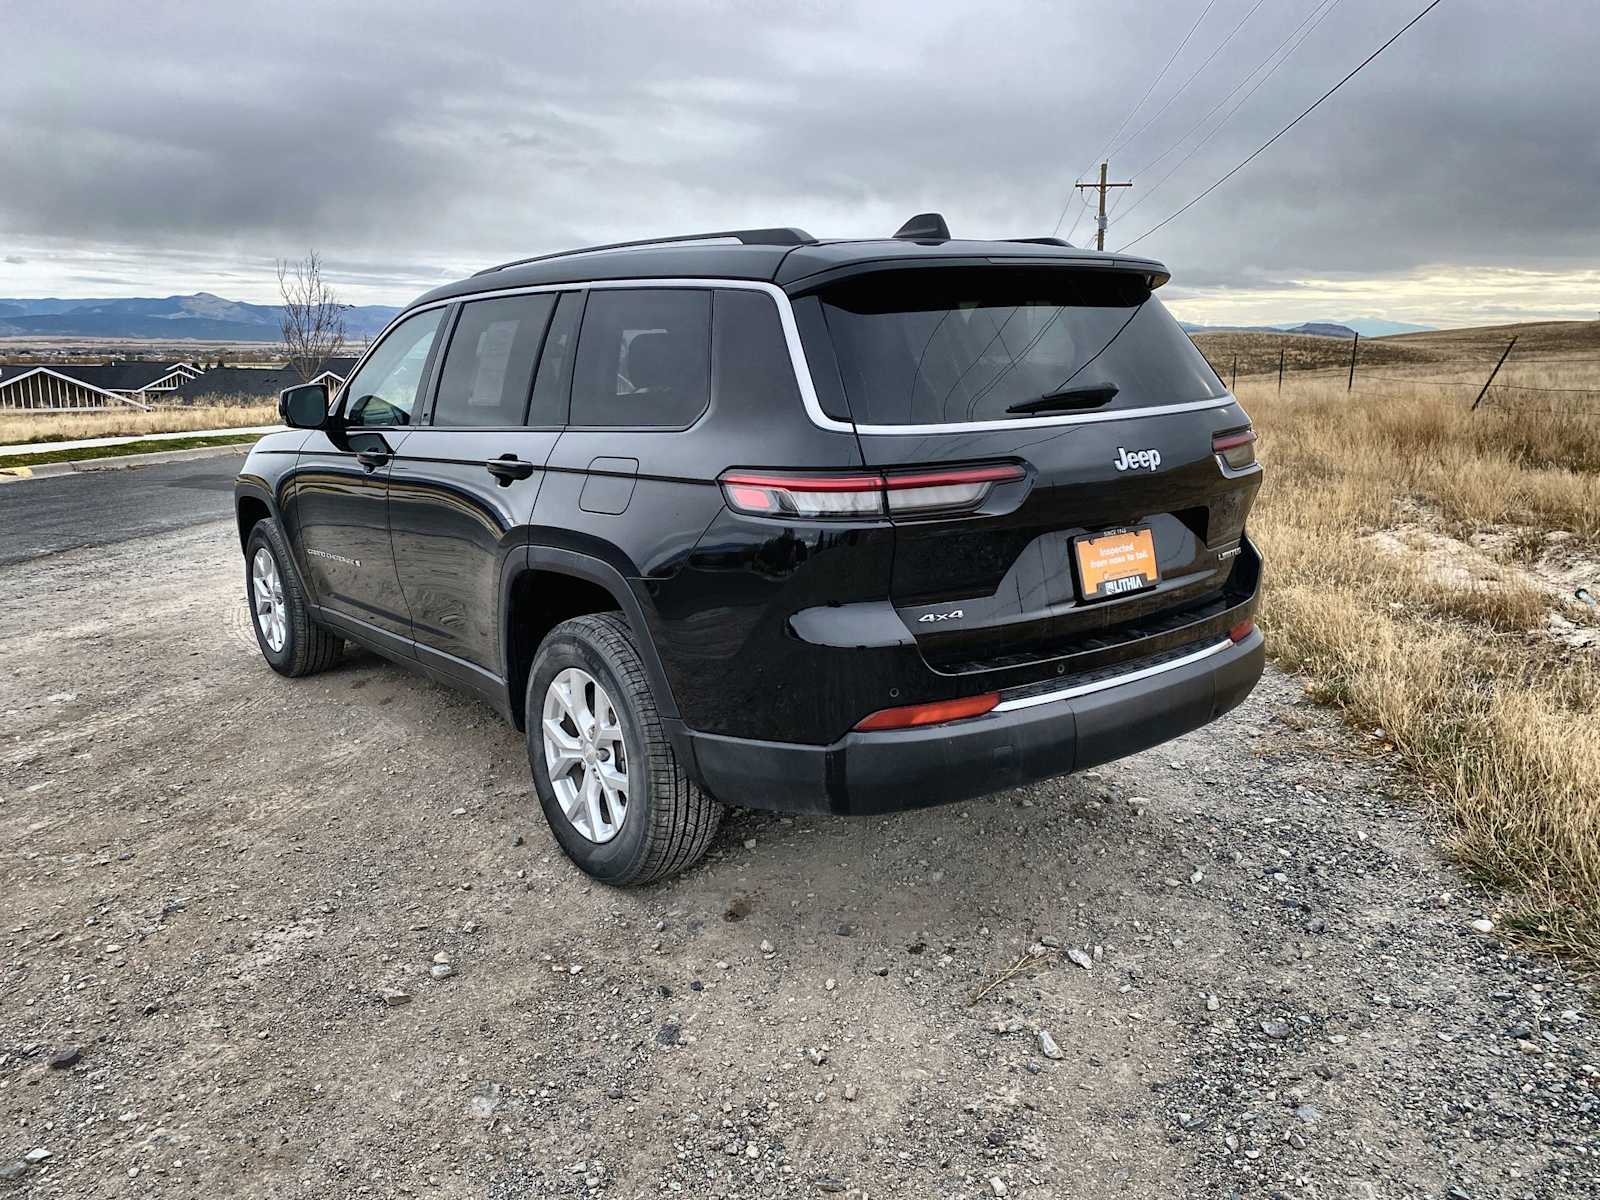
xmin=526 ymin=613 xmax=722 ymax=886
xmin=244 ymin=518 xmax=343 ymax=678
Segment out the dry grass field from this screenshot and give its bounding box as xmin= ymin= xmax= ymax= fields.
xmin=1236 ymin=330 xmax=1600 ymax=961
xmin=0 ymin=399 xmax=278 ymax=446
xmin=1195 ymin=319 xmax=1600 ymax=389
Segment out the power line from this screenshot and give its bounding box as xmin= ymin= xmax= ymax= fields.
xmin=1116 ymin=0 xmax=1344 ymax=225
xmin=1105 ymin=0 xmax=1272 ymax=163
xmin=1094 ymin=0 xmax=1221 ymax=170
xmin=1118 ymin=0 xmax=1450 ymax=252
xmin=1052 ymin=0 xmax=1221 ymax=238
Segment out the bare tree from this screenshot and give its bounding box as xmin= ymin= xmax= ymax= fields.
xmin=277 ymin=251 xmax=347 ymax=383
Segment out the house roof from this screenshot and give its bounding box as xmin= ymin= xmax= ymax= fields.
xmin=171 ymin=366 xmax=303 ymax=400
xmin=47 ymin=361 xmax=191 ymax=390
xmin=0 ymin=364 xmax=152 ymax=408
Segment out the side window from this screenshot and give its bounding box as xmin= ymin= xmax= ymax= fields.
xmin=432 ymin=293 xmax=556 ymax=427
xmin=713 ymin=288 xmax=802 ymax=414
xmin=342 ymin=309 xmax=445 ymax=428
xmin=527 ymin=291 xmax=584 ymax=427
xmin=570 ymin=289 xmax=710 ymax=428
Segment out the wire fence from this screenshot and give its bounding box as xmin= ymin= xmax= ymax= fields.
xmin=1197 ymin=333 xmax=1600 ymax=418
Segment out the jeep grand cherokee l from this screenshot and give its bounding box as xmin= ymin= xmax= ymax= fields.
xmin=235 ymin=215 xmax=1264 ymax=885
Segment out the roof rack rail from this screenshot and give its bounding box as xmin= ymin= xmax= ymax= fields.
xmin=1005 ymin=236 xmax=1076 ymax=248
xmin=475 ymin=227 xmax=816 ymax=275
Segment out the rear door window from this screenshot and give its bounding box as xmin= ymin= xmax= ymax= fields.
xmin=432 ymin=293 xmax=556 ymax=427
xmin=570 ymin=289 xmax=711 ymax=428
xmin=809 ymin=267 xmax=1225 ymax=426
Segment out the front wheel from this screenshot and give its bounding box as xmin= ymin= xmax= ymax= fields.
xmin=244 ymin=519 xmax=342 ymax=677
xmin=526 ymin=613 xmax=722 ymax=886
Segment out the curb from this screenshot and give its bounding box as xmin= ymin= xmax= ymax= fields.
xmin=0 ymin=442 xmax=253 ymax=483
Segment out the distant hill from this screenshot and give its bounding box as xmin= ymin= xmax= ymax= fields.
xmin=1281 ymin=321 xmax=1358 ymax=339
xmin=0 ymin=293 xmax=402 ymax=341
xmin=1180 ymin=318 xmax=1435 ymax=339
xmin=1324 ymin=318 xmax=1435 ymax=337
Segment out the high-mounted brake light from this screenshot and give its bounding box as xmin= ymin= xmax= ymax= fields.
xmin=853 ymin=691 xmax=1000 ymax=732
xmin=1212 ymin=426 xmax=1258 ymax=470
xmin=720 ymin=464 xmax=1025 ymax=520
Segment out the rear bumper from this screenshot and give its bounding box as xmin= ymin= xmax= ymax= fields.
xmin=682 ymin=627 xmax=1265 ymax=815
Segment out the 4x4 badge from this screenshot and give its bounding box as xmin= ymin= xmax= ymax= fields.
xmin=917 ymin=609 xmax=964 ymax=623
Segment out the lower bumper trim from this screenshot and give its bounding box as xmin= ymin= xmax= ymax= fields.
xmin=684 ymin=628 xmax=1265 ymax=816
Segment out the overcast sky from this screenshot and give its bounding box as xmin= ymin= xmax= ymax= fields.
xmin=1 ymin=0 xmax=1594 ymax=326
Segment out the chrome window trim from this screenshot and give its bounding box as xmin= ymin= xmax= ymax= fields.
xmin=345 ymin=277 xmax=1237 ymax=436
xmin=991 ymin=638 xmax=1236 ymax=713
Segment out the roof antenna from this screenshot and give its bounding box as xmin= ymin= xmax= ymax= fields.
xmin=893 ymin=212 xmax=951 ymax=242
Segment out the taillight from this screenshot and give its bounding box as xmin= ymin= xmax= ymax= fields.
xmin=1213 ymin=427 xmax=1257 ymax=470
xmin=718 ymin=472 xmax=885 ymax=518
xmin=1228 ymin=619 xmax=1256 ymax=643
xmin=854 ymin=692 xmax=1000 ymax=732
xmin=720 ymin=464 xmax=1025 ymax=520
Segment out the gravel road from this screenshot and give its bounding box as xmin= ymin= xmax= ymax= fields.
xmin=1 ymin=517 xmax=1595 ymax=1198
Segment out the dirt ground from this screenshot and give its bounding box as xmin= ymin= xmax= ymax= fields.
xmin=2 ymin=520 xmax=1596 ymax=1198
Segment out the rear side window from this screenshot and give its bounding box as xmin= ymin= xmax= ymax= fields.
xmin=713 ymin=288 xmax=802 ymax=416
xmin=433 ymin=293 xmax=555 ymax=427
xmin=570 ymin=289 xmax=711 ymax=428
xmin=810 ymin=267 xmax=1225 ymax=426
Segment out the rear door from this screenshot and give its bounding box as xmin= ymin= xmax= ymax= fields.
xmin=536 ymin=285 xmax=717 ymax=579
xmin=794 ymin=265 xmax=1253 ymax=673
xmin=387 ymin=290 xmax=574 ymax=683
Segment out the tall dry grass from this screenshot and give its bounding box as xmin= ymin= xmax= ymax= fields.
xmin=1240 ymin=373 xmax=1600 ymax=960
xmin=0 ymin=399 xmax=278 ymax=447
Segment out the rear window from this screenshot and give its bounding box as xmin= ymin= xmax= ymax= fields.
xmin=810 ymin=267 xmax=1225 ymax=426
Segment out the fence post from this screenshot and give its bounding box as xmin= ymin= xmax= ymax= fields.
xmin=1231 ymin=354 xmax=1237 ymax=390
xmin=1277 ymin=347 xmax=1285 ymax=392
xmin=1346 ymin=332 xmax=1360 ymax=391
xmin=1470 ymin=336 xmax=1518 ymax=411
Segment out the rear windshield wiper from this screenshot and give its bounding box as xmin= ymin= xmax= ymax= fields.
xmin=1005 ymin=383 xmax=1119 ymax=415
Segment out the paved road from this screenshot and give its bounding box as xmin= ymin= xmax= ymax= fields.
xmin=0 ymin=449 xmax=246 ymax=568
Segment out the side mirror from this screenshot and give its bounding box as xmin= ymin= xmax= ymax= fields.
xmin=280 ymin=383 xmax=330 ymax=429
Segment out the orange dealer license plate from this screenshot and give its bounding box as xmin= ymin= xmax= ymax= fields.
xmin=1073 ymin=526 xmax=1160 ymax=601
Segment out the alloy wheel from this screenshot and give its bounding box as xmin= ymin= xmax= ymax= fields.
xmin=251 ymin=547 xmax=287 ymax=653
xmin=541 ymin=666 xmax=630 ymax=843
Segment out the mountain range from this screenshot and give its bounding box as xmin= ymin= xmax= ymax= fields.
xmin=0 ymin=293 xmax=402 ymax=341
xmin=0 ymin=292 xmax=1435 ymax=343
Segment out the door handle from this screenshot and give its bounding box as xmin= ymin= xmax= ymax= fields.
xmin=485 ymin=455 xmax=536 ymax=485
xmin=356 ymin=450 xmax=391 ymax=471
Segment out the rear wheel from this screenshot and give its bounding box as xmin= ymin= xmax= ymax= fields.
xmin=244 ymin=519 xmax=342 ymax=677
xmin=526 ymin=613 xmax=721 ymax=885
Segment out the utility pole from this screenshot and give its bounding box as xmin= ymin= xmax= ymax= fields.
xmin=1075 ymin=161 xmax=1133 ymax=251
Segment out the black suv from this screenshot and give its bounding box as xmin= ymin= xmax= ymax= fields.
xmin=235 ymin=215 xmax=1264 ymax=885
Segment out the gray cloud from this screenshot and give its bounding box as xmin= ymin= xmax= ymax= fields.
xmin=0 ymin=0 xmax=1593 ymax=320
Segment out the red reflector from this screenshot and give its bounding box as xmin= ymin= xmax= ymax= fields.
xmin=1229 ymin=619 xmax=1256 ymax=643
xmin=853 ymin=692 xmax=1000 ymax=732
